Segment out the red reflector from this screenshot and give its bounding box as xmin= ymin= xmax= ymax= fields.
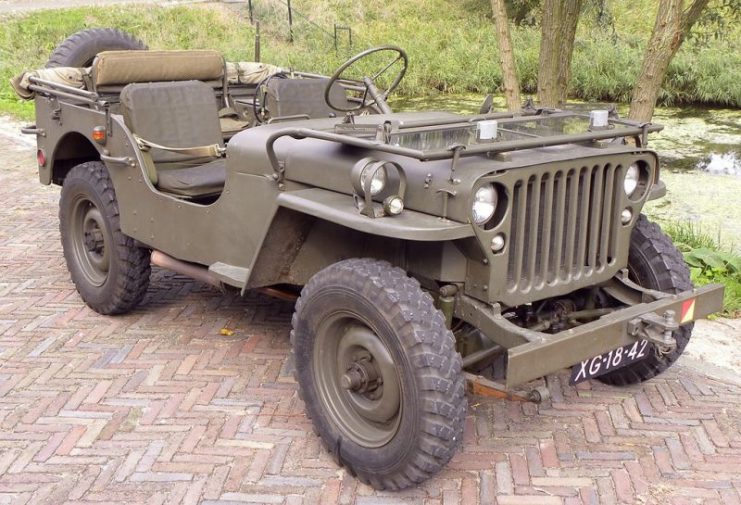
xmin=680 ymin=299 xmax=696 ymax=323
xmin=37 ymin=149 xmax=46 ymax=167
xmin=91 ymin=127 xmax=106 ymax=143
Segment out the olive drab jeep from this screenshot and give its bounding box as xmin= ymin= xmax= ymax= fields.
xmin=15 ymin=29 xmax=724 ymax=490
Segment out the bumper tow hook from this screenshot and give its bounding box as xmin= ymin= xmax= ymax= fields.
xmin=627 ymin=309 xmax=679 ymax=356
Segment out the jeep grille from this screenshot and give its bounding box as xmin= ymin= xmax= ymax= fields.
xmin=506 ymin=163 xmax=623 ymax=294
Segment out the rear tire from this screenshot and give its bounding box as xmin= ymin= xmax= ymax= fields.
xmin=598 ymin=215 xmax=693 ymax=386
xmin=291 ymin=259 xmax=466 ymax=490
xmin=46 ymin=28 xmax=147 ymax=68
xmin=60 ymin=162 xmax=150 ymax=315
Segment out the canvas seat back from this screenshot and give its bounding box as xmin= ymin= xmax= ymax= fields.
xmin=120 ymin=80 xmax=225 ymax=188
xmin=265 ymin=78 xmax=352 ymax=119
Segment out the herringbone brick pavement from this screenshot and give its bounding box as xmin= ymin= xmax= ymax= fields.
xmin=1 ymin=131 xmax=740 ymax=505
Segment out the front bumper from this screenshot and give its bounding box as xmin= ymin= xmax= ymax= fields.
xmin=456 ymin=283 xmax=725 ymax=388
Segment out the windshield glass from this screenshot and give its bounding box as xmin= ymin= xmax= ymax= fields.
xmin=387 ymin=116 xmax=633 ymax=151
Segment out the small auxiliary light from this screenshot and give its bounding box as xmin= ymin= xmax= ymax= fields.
xmin=91 ymin=126 xmax=107 ymax=144
xmin=383 ymin=195 xmax=404 ymax=216
xmin=491 ymin=234 xmax=505 ymax=253
xmin=621 ymin=208 xmax=633 ymax=225
xmin=36 ymin=149 xmax=46 ymax=167
xmin=589 ymin=110 xmax=610 ymax=130
xmin=478 ymin=120 xmax=498 ymax=140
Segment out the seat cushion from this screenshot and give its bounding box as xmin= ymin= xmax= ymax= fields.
xmin=94 ymin=50 xmax=224 ymax=87
xmin=120 ymin=80 xmax=224 ymax=165
xmin=156 ymin=158 xmax=226 ymax=198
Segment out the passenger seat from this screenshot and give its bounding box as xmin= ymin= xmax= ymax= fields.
xmin=120 ymin=80 xmax=227 ymax=198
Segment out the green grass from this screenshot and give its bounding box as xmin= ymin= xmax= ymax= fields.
xmin=1 ymin=0 xmax=740 ymax=120
xmin=662 ymin=221 xmax=741 ymax=317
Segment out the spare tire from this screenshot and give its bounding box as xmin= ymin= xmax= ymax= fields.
xmin=46 ymin=28 xmax=147 ymax=68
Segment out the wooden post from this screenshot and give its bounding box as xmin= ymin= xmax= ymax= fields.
xmin=255 ymin=21 xmax=261 ymax=62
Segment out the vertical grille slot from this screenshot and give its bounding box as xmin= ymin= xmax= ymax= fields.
xmin=506 ymin=162 xmax=621 ymax=294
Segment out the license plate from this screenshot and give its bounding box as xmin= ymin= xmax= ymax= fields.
xmin=570 ymin=339 xmax=650 ymax=385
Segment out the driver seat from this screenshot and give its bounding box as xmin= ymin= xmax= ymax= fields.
xmin=264 ymin=78 xmax=351 ymax=120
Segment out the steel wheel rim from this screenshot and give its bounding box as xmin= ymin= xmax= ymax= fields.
xmin=313 ymin=312 xmax=402 ymax=448
xmin=69 ymin=194 xmax=110 ymax=287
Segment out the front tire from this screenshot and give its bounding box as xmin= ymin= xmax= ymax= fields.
xmin=598 ymin=215 xmax=693 ymax=386
xmin=291 ymin=259 xmax=466 ymax=490
xmin=59 ymin=162 xmax=150 ymax=315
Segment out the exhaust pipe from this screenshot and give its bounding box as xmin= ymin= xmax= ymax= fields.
xmin=151 ymin=251 xmax=298 ymax=302
xmin=150 ymin=250 xmax=223 ymax=289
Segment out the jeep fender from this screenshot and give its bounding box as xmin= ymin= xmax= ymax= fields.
xmin=276 ymin=188 xmax=474 ymax=241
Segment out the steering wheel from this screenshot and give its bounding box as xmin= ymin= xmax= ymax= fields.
xmin=324 ymin=46 xmax=408 ymax=113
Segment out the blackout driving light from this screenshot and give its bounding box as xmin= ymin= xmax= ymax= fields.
xmin=383 ymin=195 xmax=404 ymax=215
xmin=472 ymin=185 xmax=497 ymax=225
xmin=624 ymin=163 xmax=640 ymax=197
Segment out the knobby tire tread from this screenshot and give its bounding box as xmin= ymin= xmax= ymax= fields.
xmin=60 ymin=162 xmax=150 ymax=315
xmin=598 ymin=214 xmax=693 ymax=386
xmin=46 ymin=28 xmax=147 ymax=68
xmin=290 ymin=258 xmax=466 ymax=490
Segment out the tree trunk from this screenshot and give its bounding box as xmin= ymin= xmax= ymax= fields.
xmin=490 ymin=0 xmax=521 ymax=111
xmin=538 ymin=0 xmax=560 ymax=107
xmin=554 ymin=0 xmax=582 ymax=105
xmin=629 ymin=0 xmax=710 ymax=122
xmin=538 ymin=0 xmax=583 ymax=107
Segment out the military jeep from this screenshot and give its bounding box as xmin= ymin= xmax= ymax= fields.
xmin=16 ymin=29 xmax=724 ymax=490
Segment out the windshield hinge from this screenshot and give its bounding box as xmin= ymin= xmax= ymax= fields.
xmin=447 ymin=143 xmax=465 ymax=184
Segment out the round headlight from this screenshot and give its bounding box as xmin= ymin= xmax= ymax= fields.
xmin=360 ymin=164 xmax=387 ymax=196
xmin=472 ymin=185 xmax=497 ymax=225
xmin=624 ymin=163 xmax=640 ymax=197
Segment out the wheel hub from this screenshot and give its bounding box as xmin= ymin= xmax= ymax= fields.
xmin=83 ymin=228 xmax=104 ymax=253
xmin=313 ymin=317 xmax=402 ymax=447
xmin=69 ymin=195 xmax=110 ymax=287
xmin=341 ymin=356 xmax=383 ymax=394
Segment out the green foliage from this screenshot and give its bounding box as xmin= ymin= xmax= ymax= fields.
xmin=0 ymin=5 xmax=259 ymax=120
xmin=690 ymin=0 xmax=741 ymax=47
xmin=0 ymin=0 xmax=739 ymax=120
xmin=663 ymin=221 xmax=741 ymax=317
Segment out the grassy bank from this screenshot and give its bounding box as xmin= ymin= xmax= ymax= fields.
xmin=663 ymin=221 xmax=741 ymax=317
xmin=1 ymin=0 xmax=740 ymax=121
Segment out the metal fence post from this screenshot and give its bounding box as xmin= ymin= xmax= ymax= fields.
xmin=333 ymin=25 xmax=353 ymax=51
xmin=287 ymin=0 xmax=293 ymax=42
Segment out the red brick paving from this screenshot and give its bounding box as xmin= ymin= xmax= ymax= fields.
xmin=1 ymin=132 xmax=740 ymax=504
